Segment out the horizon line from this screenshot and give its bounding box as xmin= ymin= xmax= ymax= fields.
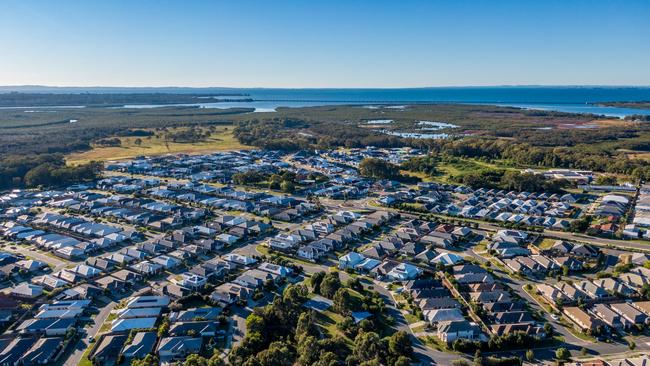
xmin=2 ymin=84 xmax=650 ymax=91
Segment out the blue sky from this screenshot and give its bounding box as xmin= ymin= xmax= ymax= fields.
xmin=1 ymin=0 xmax=649 ymax=87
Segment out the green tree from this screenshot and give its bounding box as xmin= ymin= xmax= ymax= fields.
xmin=255 ymin=340 xmax=295 ymax=366
xmin=320 ymin=272 xmax=342 ymax=299
xmin=346 ymin=277 xmax=364 ymax=292
xmin=208 ymin=355 xmax=224 ymax=366
xmin=562 ymin=265 xmax=570 ymax=276
xmin=296 ymin=335 xmax=319 ymax=365
xmin=183 ymin=354 xmax=209 ymax=366
xmin=24 ymin=163 xmax=52 ymax=187
xmin=310 ymin=271 xmax=326 ymax=294
xmin=388 ymin=331 xmax=413 ymax=359
xmin=353 ymin=332 xmax=384 ymax=363
xmin=131 ymin=354 xmax=159 ymax=366
xmin=295 ymin=311 xmax=318 ymax=340
xmin=394 ymin=356 xmax=411 ymax=366
xmin=555 ymin=347 xmax=570 ymax=361
xmin=280 ymin=180 xmax=295 ymax=193
xmin=157 ymin=316 xmax=170 ymax=337
xmin=359 ymin=158 xmax=401 ymax=179
xmin=312 ymin=352 xmax=340 ymax=366
xmin=246 ymin=313 xmax=266 ymax=334
xmin=595 ymin=175 xmax=617 ymax=185
xmin=333 ymin=288 xmax=354 ymax=315
xmin=525 ymin=349 xmax=534 ymax=362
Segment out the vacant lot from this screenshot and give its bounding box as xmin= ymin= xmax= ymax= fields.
xmin=66 ymin=125 xmax=251 ymax=165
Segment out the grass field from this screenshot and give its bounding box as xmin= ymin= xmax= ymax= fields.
xmin=619 ymin=149 xmax=650 ymax=161
xmin=66 ymin=125 xmax=251 ymax=165
xmin=430 ymin=157 xmax=518 ymax=183
xmin=537 ymin=238 xmax=557 ymax=250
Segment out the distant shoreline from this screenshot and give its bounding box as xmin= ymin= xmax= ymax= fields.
xmin=598 ymin=101 xmax=650 ymax=110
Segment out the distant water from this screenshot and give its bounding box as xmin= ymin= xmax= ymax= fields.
xmin=3 ymin=86 xmax=650 ymax=117
xmin=123 ymin=87 xmax=650 ymax=117
xmin=491 ymin=103 xmax=650 ymax=118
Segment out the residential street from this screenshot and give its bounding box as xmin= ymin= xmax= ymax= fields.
xmin=65 ymin=298 xmax=117 ymax=366
xmin=4 ymin=244 xmax=71 ymax=271
xmin=373 ymin=280 xmax=465 ymax=365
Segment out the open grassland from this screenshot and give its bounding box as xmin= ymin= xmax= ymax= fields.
xmin=66 ymin=125 xmax=251 ymax=165
xmin=2 ymin=103 xmax=647 ymax=158
xmin=618 ymin=149 xmax=650 ymax=161
xmin=0 ymin=106 xmax=253 ymax=156
xmin=435 ymin=158 xmax=518 ymax=183
xmin=403 ymin=157 xmax=519 ymax=184
xmin=592 ymin=119 xmax=640 ymax=128
xmin=537 ymin=238 xmax=557 ymax=250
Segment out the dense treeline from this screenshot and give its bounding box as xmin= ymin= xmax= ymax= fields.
xmin=233 ymin=119 xmax=314 ymax=151
xmin=230 ymin=169 xmax=324 ymax=192
xmin=0 ymin=92 xmax=249 ymax=107
xmin=229 ymin=274 xmax=413 ymax=366
xmin=2 ymin=102 xmax=649 ymax=181
xmin=234 ymin=118 xmax=405 ymax=151
xmin=0 ymin=154 xmax=101 ymax=189
xmin=165 ymin=127 xmax=210 ymax=143
xmin=233 ymin=113 xmax=650 ymax=179
xmin=95 ymin=138 xmax=122 ymax=147
xmin=402 ymin=155 xmax=571 ymax=191
xmin=359 ymin=158 xmax=402 ymax=180
xmin=413 ymin=138 xmax=650 ymax=180
xmin=0 ymin=107 xmax=248 ymax=155
xmin=490 ymin=126 xmax=639 ymax=147
xmin=458 ymin=170 xmax=569 ymax=192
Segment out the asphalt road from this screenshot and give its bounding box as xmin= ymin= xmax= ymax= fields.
xmin=4 ymin=244 xmax=71 ymax=271
xmin=464 ymin=248 xmax=650 ymax=360
xmin=65 ymin=297 xmax=117 ymax=366
xmin=372 ymin=280 xmax=466 ymax=365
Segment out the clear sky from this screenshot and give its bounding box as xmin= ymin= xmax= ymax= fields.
xmin=1 ymin=0 xmax=649 ymax=88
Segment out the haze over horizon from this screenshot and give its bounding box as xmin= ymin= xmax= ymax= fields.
xmin=3 ymin=84 xmax=650 ymax=90
xmin=1 ymin=0 xmax=649 ymax=88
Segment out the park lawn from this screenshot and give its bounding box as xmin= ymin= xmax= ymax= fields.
xmin=78 ymin=347 xmax=94 ymax=366
xmin=314 ymin=310 xmax=354 ymax=346
xmin=434 ymin=158 xmax=512 ymax=182
xmin=66 ymin=125 xmax=251 ymax=165
xmin=411 ymin=324 xmax=428 ymax=333
xmin=623 ymin=151 xmax=650 ymax=161
xmin=473 ymin=240 xmax=488 ymax=253
xmin=98 ymin=314 xmax=116 ymax=334
xmin=256 ymin=245 xmax=318 ymax=266
xmin=420 ymin=335 xmax=450 ymax=352
xmin=404 ymin=312 xmax=421 ymax=324
xmin=522 ymin=284 xmax=556 ymax=314
xmin=557 ymin=316 xmax=597 ymax=343
xmin=537 ymin=238 xmax=557 ymax=250
xmin=400 ymin=170 xmax=434 ymax=182
xmin=477 ymin=253 xmax=508 ymax=274
xmin=347 ymin=289 xmax=365 ymax=308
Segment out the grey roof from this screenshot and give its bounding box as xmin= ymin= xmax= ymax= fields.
xmin=121 ymin=331 xmax=157 ymax=359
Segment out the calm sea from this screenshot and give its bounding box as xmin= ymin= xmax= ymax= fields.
xmin=125 ymin=87 xmax=650 ymax=117
xmin=4 ymin=86 xmax=650 ymax=117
